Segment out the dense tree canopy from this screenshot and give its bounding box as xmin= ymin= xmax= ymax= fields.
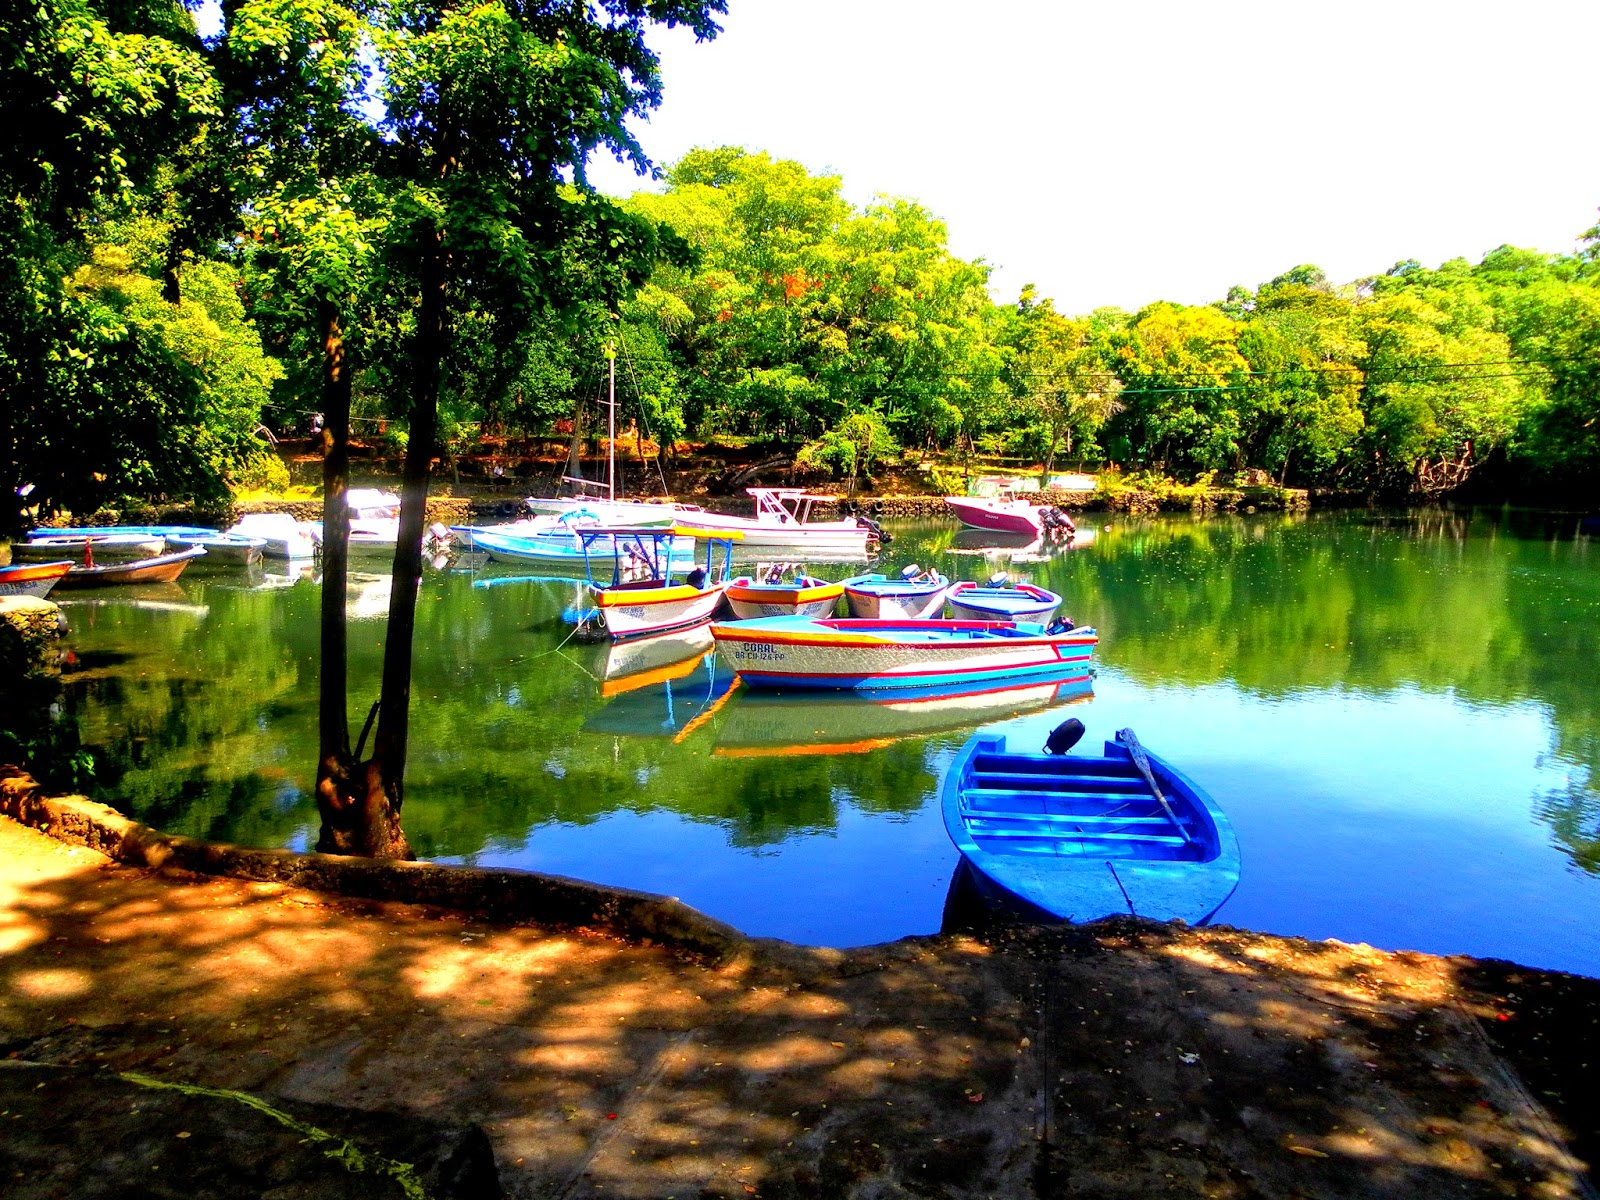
xmin=2 ymin=22 xmax=1597 ymax=524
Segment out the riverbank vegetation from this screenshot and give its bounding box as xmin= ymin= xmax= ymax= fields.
xmin=5 ymin=6 xmax=1598 ymax=521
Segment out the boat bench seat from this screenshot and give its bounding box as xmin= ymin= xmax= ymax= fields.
xmin=973 ymin=755 xmax=1137 ymax=777
xmin=969 ymin=827 xmax=1190 ymax=847
xmin=962 ymin=786 xmax=1164 ymax=807
xmin=971 ymin=771 xmax=1147 ymax=792
xmin=960 ymin=812 xmax=1177 ymax=832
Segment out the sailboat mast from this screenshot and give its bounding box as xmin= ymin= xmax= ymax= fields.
xmin=606 ymin=341 xmax=617 ymax=502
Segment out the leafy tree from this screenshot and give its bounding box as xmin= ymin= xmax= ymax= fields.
xmin=998 ymin=287 xmax=1122 ymax=482
xmin=1109 ymin=301 xmax=1250 ymax=472
xmin=0 ymin=0 xmax=260 ymax=532
xmin=304 ymin=0 xmax=725 ymax=854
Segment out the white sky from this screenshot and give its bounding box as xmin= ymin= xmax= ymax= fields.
xmin=585 ymin=0 xmax=1600 ymax=314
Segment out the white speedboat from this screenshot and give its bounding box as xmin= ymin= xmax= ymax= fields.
xmin=227 ymin=512 xmax=317 ymax=559
xmin=670 ymin=488 xmax=880 ymax=558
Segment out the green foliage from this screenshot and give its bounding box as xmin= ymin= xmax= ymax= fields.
xmin=796 ymin=410 xmax=899 ymax=487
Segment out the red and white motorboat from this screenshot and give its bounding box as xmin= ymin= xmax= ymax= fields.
xmin=944 ymin=494 xmax=1045 ymax=537
xmin=945 ymin=494 xmax=1076 ymax=539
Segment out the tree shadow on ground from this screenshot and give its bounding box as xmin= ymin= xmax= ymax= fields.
xmin=0 ymin=836 xmax=1591 ymax=1199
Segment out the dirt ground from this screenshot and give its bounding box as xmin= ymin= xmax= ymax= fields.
xmin=1 ymin=814 xmax=1595 ymax=1200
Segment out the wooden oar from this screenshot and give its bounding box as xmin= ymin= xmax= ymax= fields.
xmin=1115 ymin=728 xmax=1193 ymax=844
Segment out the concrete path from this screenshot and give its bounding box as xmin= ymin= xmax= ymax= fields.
xmin=0 ymin=816 xmax=1590 ymax=1199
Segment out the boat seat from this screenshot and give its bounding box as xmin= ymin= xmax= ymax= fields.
xmin=960 ymin=787 xmax=1161 ymax=806
xmin=969 ymin=828 xmax=1190 ymax=846
xmin=970 ymin=771 xmax=1147 ymax=791
xmin=967 ymin=812 xmax=1174 ymax=827
xmin=973 ymin=754 xmax=1136 ymax=776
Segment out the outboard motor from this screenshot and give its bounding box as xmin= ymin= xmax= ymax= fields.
xmin=424 ymin=522 xmax=452 ymax=555
xmin=986 ymin=571 xmax=1010 ymax=588
xmin=854 ymin=514 xmax=891 ymax=546
xmin=1045 ymin=617 xmax=1076 ymax=634
xmin=899 ymin=563 xmax=921 ymax=582
xmin=686 ymin=566 xmax=708 ymax=590
xmin=1039 ymin=506 xmax=1076 ymax=535
xmin=1044 ymin=718 xmax=1086 ymax=756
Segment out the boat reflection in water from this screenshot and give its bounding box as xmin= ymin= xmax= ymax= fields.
xmin=580 ymin=625 xmax=735 ymax=739
xmin=711 ymin=669 xmax=1094 ymax=758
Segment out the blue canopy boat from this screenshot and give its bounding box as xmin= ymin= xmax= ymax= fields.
xmin=941 ymin=728 xmax=1240 ymax=925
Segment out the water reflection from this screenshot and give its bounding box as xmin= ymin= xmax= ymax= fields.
xmin=14 ymin=508 xmax=1600 ymax=966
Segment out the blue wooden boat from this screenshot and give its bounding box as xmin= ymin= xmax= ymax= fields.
xmin=941 ymin=729 xmax=1239 ymax=925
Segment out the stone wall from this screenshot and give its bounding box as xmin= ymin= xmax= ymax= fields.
xmin=0 ymin=597 xmax=64 ymax=685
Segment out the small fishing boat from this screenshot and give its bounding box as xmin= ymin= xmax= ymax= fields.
xmin=710 ymin=615 xmax=1097 ymax=691
xmin=672 ymin=488 xmax=881 ymax=558
xmin=26 ymin=523 xmax=217 ymax=541
xmin=947 ymin=576 xmax=1062 ymax=623
xmin=227 ymin=513 xmax=317 ymax=559
xmin=581 ymin=526 xmax=742 ymax=640
xmin=12 ymin=533 xmax=167 ymax=562
xmin=725 ymin=564 xmax=844 ymax=619
xmin=164 ymin=531 xmax=267 ymax=565
xmin=0 ymin=560 xmax=73 ymax=599
xmin=52 ymin=545 xmax=207 ymax=588
xmin=941 ymin=728 xmax=1240 ymax=925
xmin=468 ymin=526 xmax=697 ymax=572
xmin=839 ymin=565 xmax=951 ymax=619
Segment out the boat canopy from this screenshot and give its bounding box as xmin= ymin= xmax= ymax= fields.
xmin=576 ymin=525 xmax=743 ymax=587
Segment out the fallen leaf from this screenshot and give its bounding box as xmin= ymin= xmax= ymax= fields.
xmin=965 ymin=1092 xmax=984 ymax=1104
xmin=1289 ymin=1145 xmax=1329 ymax=1158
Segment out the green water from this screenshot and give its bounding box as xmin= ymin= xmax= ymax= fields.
xmin=39 ymin=508 xmax=1600 ymax=972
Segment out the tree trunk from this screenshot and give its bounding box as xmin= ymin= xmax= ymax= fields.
xmin=1039 ymin=427 xmax=1061 ymax=488
xmin=311 ymin=303 xmax=409 ymax=857
xmin=359 ymin=242 xmax=447 ymax=857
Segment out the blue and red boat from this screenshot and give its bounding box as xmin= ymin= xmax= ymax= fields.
xmin=709 ymin=616 xmax=1097 ymax=691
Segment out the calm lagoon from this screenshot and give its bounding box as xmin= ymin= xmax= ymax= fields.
xmin=55 ymin=509 xmax=1600 ymax=975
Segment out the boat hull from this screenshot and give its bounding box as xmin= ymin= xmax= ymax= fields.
xmin=725 ymin=576 xmax=843 ymax=620
xmin=672 ymin=511 xmax=874 ymax=557
xmin=472 ymin=528 xmax=695 ymax=571
xmin=944 ymin=496 xmax=1043 ymax=537
xmin=591 ymin=580 xmax=729 ymax=639
xmin=710 ymin=616 xmax=1098 ymax=691
xmin=0 ymin=560 xmax=73 ymax=599
xmin=714 ymin=670 xmax=1093 ymax=757
xmin=941 ymin=734 xmax=1240 ymax=925
xmin=227 ymin=515 xmax=317 ymax=559
xmin=52 ymin=546 xmax=207 ymax=588
xmin=166 ymin=534 xmax=265 ymax=565
xmin=840 ymin=573 xmax=950 ymax=620
xmin=13 ymin=535 xmax=166 ymax=563
xmin=947 ymin=582 xmax=1061 ymax=623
